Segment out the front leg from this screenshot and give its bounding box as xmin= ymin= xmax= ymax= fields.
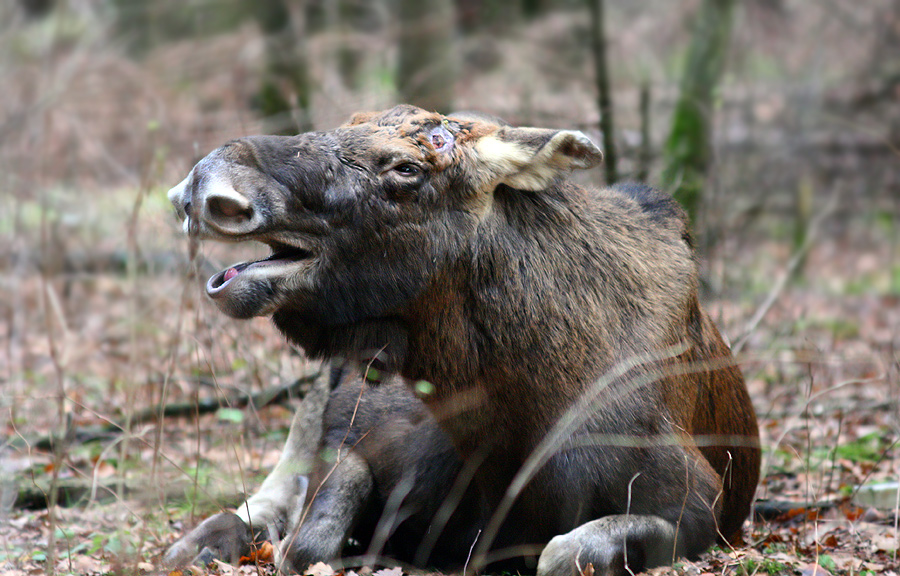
xmin=537 ymin=515 xmax=686 ymax=576
xmin=280 ymin=450 xmax=374 ymax=573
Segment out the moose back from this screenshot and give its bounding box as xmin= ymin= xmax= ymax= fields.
xmin=165 ymin=105 xmax=760 ymax=576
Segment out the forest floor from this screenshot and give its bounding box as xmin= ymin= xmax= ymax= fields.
xmin=0 ymin=187 xmax=898 ymax=576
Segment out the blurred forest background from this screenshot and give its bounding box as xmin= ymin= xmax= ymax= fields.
xmin=1 ymin=0 xmax=899 ymax=574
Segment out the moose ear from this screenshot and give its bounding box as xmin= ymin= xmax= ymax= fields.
xmin=474 ymin=127 xmax=603 ymax=191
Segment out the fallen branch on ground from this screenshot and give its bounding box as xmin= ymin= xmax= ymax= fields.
xmin=24 ymin=370 xmax=321 ymax=451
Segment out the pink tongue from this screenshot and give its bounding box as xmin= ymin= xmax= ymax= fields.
xmin=224 ymin=267 xmax=239 ymax=282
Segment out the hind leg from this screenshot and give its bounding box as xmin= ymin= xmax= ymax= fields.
xmin=536 ymin=440 xmax=724 ymax=576
xmin=537 ymin=515 xmax=685 ymax=576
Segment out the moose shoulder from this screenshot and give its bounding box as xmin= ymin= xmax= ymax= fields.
xmin=165 ymin=105 xmax=760 ymax=576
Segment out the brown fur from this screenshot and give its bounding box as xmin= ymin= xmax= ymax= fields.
xmin=165 ymin=105 xmax=760 ymax=576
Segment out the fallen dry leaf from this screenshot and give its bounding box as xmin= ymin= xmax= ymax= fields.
xmin=820 ymin=533 xmax=839 ymax=547
xmin=799 ymin=563 xmax=832 ymax=576
xmin=869 ymin=533 xmax=898 ymax=554
xmin=828 ymin=554 xmax=863 ymax=572
xmin=240 ymin=540 xmax=274 ymax=564
xmin=305 ymin=561 xmax=336 ymax=576
xmin=212 ymin=558 xmax=237 ymax=575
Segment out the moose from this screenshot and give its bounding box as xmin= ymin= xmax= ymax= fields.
xmin=165 ymin=105 xmax=760 ymax=576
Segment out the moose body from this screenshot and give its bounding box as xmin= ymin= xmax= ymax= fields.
xmin=165 ymin=105 xmax=760 ymax=576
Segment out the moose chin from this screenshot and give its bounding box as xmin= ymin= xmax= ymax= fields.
xmin=164 ymin=105 xmax=760 ymax=576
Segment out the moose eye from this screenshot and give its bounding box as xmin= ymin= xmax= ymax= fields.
xmin=392 ymin=164 xmax=421 ymax=177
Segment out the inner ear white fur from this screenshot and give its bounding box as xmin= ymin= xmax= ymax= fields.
xmin=474 ymin=129 xmax=603 ymax=191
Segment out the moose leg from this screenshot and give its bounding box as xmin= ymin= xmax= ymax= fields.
xmin=164 ymin=374 xmax=330 ymax=568
xmin=280 ymin=450 xmax=375 ymax=573
xmin=163 ymin=512 xmax=254 ymax=568
xmin=536 ymin=515 xmax=686 ymax=576
xmin=536 ymin=438 xmax=724 ymax=576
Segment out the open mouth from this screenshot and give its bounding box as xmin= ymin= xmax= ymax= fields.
xmin=206 ymin=243 xmax=313 ymax=295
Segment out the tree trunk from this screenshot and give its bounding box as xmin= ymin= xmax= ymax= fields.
xmin=587 ymin=0 xmax=618 ymax=185
xmin=637 ymin=80 xmax=651 ymax=183
xmin=458 ymin=0 xmax=515 ymax=34
xmin=661 ymin=0 xmax=736 ymax=224
xmin=396 ymin=0 xmax=457 ymax=113
xmin=253 ymin=0 xmax=313 ymax=134
xmin=336 ymin=0 xmax=382 ymax=91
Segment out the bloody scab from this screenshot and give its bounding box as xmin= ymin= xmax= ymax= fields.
xmin=429 ymin=124 xmax=455 ymax=154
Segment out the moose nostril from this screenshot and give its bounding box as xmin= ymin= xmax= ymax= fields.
xmin=208 ymin=195 xmax=252 ymax=221
xmin=183 ymin=202 xmax=192 ymax=216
